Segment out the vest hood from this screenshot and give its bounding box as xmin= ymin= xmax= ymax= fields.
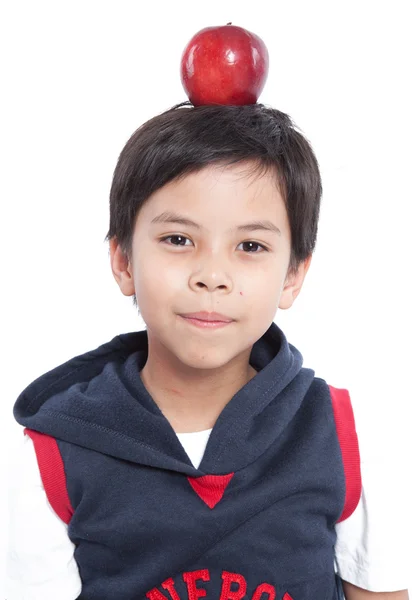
xmin=14 ymin=321 xmax=314 ymax=476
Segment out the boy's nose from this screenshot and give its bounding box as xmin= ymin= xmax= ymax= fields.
xmin=188 ymin=262 xmax=233 ymax=294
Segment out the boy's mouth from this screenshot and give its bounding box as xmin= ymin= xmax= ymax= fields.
xmin=179 ymin=311 xmax=234 ymax=323
xmin=178 ymin=312 xmax=235 ymax=329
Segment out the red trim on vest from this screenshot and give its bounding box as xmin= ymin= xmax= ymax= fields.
xmin=24 ymin=428 xmax=74 ymax=525
xmin=187 ymin=473 xmax=234 ymax=509
xmin=329 ymin=386 xmax=362 ymax=522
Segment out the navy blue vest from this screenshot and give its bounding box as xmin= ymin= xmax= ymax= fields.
xmin=14 ymin=322 xmax=360 ymax=599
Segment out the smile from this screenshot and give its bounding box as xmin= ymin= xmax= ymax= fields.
xmin=178 ymin=316 xmax=234 ymax=329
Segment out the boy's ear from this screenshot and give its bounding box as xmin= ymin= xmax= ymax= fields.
xmin=109 ymin=238 xmax=135 ymax=297
xmin=278 ymin=255 xmax=312 ymax=310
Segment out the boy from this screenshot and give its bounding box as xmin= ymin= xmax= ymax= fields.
xmin=7 ymin=102 xmax=409 ymax=599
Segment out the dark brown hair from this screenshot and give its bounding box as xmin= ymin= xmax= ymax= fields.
xmin=105 ymin=101 xmax=322 ymax=304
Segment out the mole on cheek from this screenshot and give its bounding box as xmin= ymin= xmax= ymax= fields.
xmin=240 ymin=291 xmax=243 ymax=296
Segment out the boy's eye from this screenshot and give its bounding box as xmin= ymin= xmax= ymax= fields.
xmin=160 ymin=235 xmax=268 ymax=253
xmin=161 ymin=235 xmax=193 ymax=247
xmin=238 ymin=241 xmax=268 ymax=253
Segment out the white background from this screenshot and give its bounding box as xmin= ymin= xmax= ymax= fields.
xmin=1 ymin=0 xmax=411 ymax=595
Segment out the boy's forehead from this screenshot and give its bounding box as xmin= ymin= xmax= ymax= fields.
xmin=140 ymin=163 xmax=284 ymax=219
xmin=171 ymin=162 xmax=277 ymax=192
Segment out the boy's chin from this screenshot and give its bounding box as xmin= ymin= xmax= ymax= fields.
xmin=170 ymin=344 xmax=244 ymax=373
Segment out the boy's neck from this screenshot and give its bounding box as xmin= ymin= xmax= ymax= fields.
xmin=139 ymin=341 xmax=257 ymax=434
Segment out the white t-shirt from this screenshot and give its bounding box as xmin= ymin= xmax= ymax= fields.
xmin=5 ymin=426 xmax=410 ymax=599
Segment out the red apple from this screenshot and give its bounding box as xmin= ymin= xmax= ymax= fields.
xmin=180 ymin=23 xmax=269 ymax=106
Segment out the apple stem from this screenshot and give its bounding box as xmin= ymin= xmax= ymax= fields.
xmin=227 ymin=22 xmax=232 ymax=25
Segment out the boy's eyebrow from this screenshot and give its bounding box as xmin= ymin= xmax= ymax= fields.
xmin=150 ymin=211 xmax=282 ymax=236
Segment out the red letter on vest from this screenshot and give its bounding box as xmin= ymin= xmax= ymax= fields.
xmin=183 ymin=569 xmax=210 ymax=600
xmin=162 ymin=578 xmax=181 ymax=600
xmin=220 ymin=571 xmax=247 ymax=599
xmin=146 ymin=589 xmax=170 ymax=600
xmin=251 ymin=583 xmax=276 ymax=600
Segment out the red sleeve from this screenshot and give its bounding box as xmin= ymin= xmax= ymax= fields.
xmin=24 ymin=428 xmax=74 ymax=525
xmin=329 ymin=386 xmax=362 ymax=523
